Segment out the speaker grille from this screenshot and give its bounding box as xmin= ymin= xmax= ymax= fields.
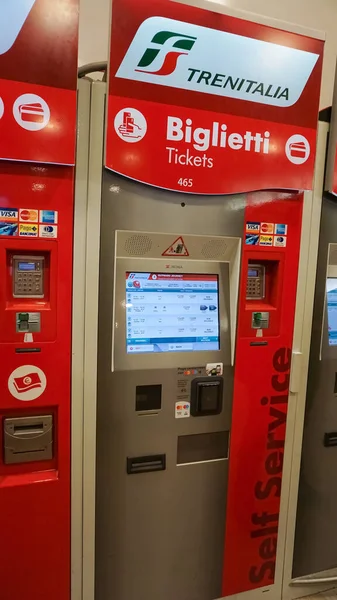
xmin=201 ymin=239 xmax=228 ymax=260
xmin=329 ymin=244 xmax=337 ymax=266
xmin=124 ymin=235 xmax=152 ymax=256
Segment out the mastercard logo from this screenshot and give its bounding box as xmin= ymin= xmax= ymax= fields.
xmin=261 ymin=223 xmax=273 ymax=234
xmin=20 ymin=209 xmax=38 ymax=222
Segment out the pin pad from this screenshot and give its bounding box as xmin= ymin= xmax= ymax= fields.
xmin=13 ymin=255 xmax=45 ymax=298
xmin=246 ymin=264 xmax=265 ymax=300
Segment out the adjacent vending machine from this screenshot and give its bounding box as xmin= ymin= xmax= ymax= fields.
xmin=77 ymin=1 xmax=326 ymax=599
xmin=291 ymin=65 xmax=337 ymax=591
xmin=0 ymin=2 xmax=81 ymax=599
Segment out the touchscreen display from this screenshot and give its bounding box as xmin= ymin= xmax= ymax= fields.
xmin=327 ymin=278 xmax=337 ymax=346
xmin=126 ymin=273 xmax=220 ymax=354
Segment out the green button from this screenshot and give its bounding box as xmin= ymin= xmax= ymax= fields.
xmin=18 ymin=313 xmax=29 ymax=321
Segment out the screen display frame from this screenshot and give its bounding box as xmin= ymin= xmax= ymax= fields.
xmin=327 ymin=277 xmax=337 ymax=346
xmin=113 ymin=257 xmax=231 ymax=372
xmin=125 ymin=272 xmax=221 ymax=355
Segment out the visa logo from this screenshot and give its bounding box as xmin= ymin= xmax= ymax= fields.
xmin=0 ymin=210 xmax=16 ymax=217
xmin=0 ymin=208 xmax=18 ymax=222
xmin=246 ymin=222 xmax=260 ymax=233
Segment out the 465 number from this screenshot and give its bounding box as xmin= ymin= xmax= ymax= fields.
xmin=178 ymin=178 xmax=193 ymax=188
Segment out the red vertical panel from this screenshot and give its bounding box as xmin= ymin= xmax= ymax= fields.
xmin=0 ymin=2 xmax=78 ymax=598
xmin=223 ymin=192 xmax=304 ymax=595
xmin=0 ymin=163 xmax=74 ymax=600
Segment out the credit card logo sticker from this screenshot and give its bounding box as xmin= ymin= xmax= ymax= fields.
xmin=259 ymin=235 xmax=273 ymax=246
xmin=39 ymin=225 xmax=58 ymax=238
xmin=274 ymin=236 xmax=287 ymax=247
xmin=260 ymin=223 xmax=274 ymax=234
xmin=19 ymin=209 xmax=38 ymax=222
xmin=13 ymin=94 xmax=50 ymax=131
xmin=0 ymin=222 xmax=18 ymax=236
xmin=175 ymin=401 xmax=190 ymax=418
xmin=114 ymin=108 xmax=147 ymax=143
xmin=40 ymin=210 xmax=58 ymax=224
xmin=19 ymin=223 xmax=38 ymax=237
xmin=0 ymin=207 xmax=18 ymax=236
xmin=245 ymin=234 xmax=259 ymax=246
xmin=8 ymin=365 xmax=47 ymax=401
xmin=285 ymin=134 xmax=310 ymax=165
xmin=0 ymin=208 xmax=18 ymax=222
xmin=246 ymin=222 xmax=260 ymax=233
xmin=275 ymin=224 xmax=288 ymax=235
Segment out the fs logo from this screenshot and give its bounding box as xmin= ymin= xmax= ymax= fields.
xmin=135 ymin=31 xmax=196 ymax=76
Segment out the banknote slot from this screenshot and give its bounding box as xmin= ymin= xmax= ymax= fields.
xmin=4 ymin=415 xmax=53 ymax=464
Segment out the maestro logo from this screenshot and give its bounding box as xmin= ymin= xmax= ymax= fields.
xmin=135 ymin=31 xmax=196 ymax=76
xmin=116 ymin=16 xmax=319 ymax=108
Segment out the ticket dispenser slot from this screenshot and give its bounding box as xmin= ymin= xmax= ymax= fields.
xmin=3 ymin=415 xmax=53 ymax=464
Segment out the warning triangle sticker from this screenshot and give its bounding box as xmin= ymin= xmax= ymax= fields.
xmin=162 ymin=236 xmax=189 ymax=257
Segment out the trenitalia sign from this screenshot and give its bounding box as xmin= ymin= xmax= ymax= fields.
xmin=116 ymin=17 xmax=319 ymax=108
xmin=106 ymin=0 xmax=323 ymax=195
xmin=0 ymin=1 xmax=36 ymax=55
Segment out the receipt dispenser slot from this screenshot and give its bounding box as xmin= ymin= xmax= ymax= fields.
xmin=4 ymin=415 xmax=53 ymax=464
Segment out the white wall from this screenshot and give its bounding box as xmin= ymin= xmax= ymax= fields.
xmin=78 ymin=0 xmax=337 ymax=108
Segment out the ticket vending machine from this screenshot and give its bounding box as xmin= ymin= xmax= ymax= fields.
xmin=292 ymin=99 xmax=337 ymax=581
xmin=293 ymin=232 xmax=337 ymax=578
xmin=97 ymin=227 xmax=240 ymax=600
xmin=90 ymin=99 xmax=323 ymax=600
xmin=83 ymin=2 xmax=325 ymax=599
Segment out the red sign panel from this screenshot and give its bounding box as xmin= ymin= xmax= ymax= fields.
xmin=106 ymin=0 xmax=323 ymax=194
xmin=0 ymin=0 xmax=79 ymax=165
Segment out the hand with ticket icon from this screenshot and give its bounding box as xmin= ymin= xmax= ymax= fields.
xmin=118 ymin=111 xmax=143 ymax=139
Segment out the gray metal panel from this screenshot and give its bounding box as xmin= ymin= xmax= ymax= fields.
xmin=72 ymin=76 xmax=91 ymax=600
xmin=293 ymin=196 xmax=337 ymax=577
xmin=95 ymin=368 xmax=232 ymax=600
xmin=95 ymin=166 xmax=245 ymax=600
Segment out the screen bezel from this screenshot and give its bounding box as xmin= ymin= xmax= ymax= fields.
xmin=113 ymin=258 xmax=231 ymax=371
xmin=326 ymin=277 xmax=337 ymax=347
xmin=125 ymin=271 xmax=221 ymax=356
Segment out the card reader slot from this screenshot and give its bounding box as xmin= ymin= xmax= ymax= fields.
xmin=127 ymin=454 xmax=166 ymax=474
xmin=324 ymin=432 xmax=337 ymax=447
xmin=11 ymin=447 xmax=46 ymax=455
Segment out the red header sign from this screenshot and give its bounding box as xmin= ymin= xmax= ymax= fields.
xmin=106 ymin=0 xmax=323 ymax=194
xmin=0 ymin=0 xmax=79 ymax=165
xmin=325 ymin=61 xmax=337 ymax=194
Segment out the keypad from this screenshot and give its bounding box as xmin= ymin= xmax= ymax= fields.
xmin=13 ymin=257 xmax=44 ymax=298
xmin=246 ymin=265 xmax=265 ymax=300
xmin=246 ymin=277 xmax=262 ymax=298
